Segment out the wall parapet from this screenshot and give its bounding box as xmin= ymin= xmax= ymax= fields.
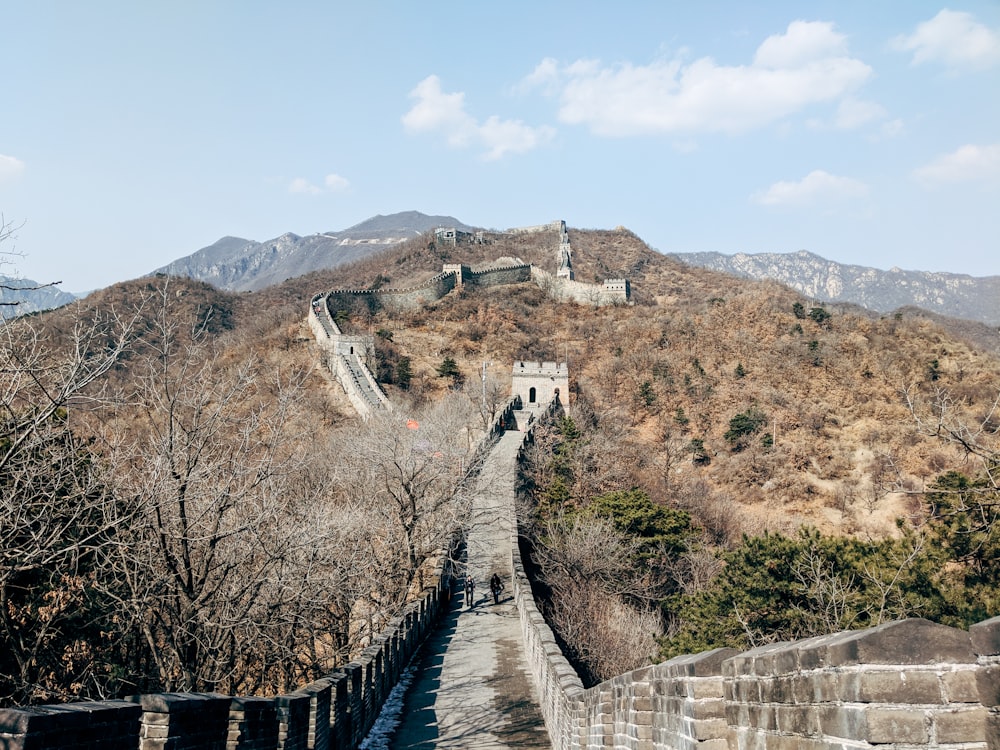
xmin=0 ymin=553 xmax=457 ymax=750
xmin=508 ymin=413 xmax=1000 ymax=750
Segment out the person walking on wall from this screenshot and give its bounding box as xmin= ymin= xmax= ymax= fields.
xmin=489 ymin=573 xmax=503 ymax=604
xmin=465 ymin=576 xmax=475 ymax=608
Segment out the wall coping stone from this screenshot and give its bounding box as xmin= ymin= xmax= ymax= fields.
xmin=971 ymin=615 xmax=1000 ymax=657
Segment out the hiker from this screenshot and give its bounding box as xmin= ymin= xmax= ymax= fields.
xmin=464 ymin=577 xmax=475 ymax=607
xmin=489 ymin=573 xmax=503 ymax=604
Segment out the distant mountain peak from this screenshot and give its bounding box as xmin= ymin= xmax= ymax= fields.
xmin=344 ymin=210 xmax=472 ymax=234
xmin=151 ymin=211 xmax=476 ymax=293
xmin=670 ymin=250 xmax=999 ymax=326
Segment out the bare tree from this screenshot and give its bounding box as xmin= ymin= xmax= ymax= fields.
xmin=97 ymin=284 xmax=357 ymax=694
xmin=463 ymin=367 xmax=509 ymax=431
xmin=532 ymin=513 xmax=663 ymax=682
xmin=0 ymin=301 xmax=137 ymax=702
xmin=0 ymin=216 xmax=61 ymax=310
xmin=906 ymin=384 xmax=999 ymax=492
xmin=339 ymin=399 xmax=475 ymax=615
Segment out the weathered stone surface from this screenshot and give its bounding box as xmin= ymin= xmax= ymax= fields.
xmin=977 ymin=665 xmax=1000 ymax=707
xmin=866 ymin=707 xmax=928 ymax=744
xmin=933 ymin=706 xmax=987 ymax=743
xmin=817 ymin=704 xmax=867 ymax=739
xmin=823 ymin=618 xmax=975 ymax=665
xmin=856 ymin=669 xmax=943 ymax=704
xmin=942 ymin=668 xmax=982 ymax=703
xmin=972 ymin=616 xmax=1000 ymax=657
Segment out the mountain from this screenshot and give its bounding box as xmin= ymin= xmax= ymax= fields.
xmin=0 ymin=275 xmax=76 ymax=319
xmin=668 ymin=249 xmax=1000 ymax=326
xmin=154 ymin=211 xmax=475 ymax=292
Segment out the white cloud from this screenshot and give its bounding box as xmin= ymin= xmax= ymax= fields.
xmin=288 ymin=173 xmax=351 ymax=195
xmin=752 ymin=170 xmax=870 ymax=207
xmin=753 ymin=19 xmax=849 ymax=68
xmin=522 ymin=20 xmax=872 ymax=136
xmin=402 ymin=75 xmax=554 ymax=160
xmin=324 ymin=173 xmax=350 ymax=191
xmin=0 ymin=154 xmax=26 ymax=184
xmin=289 ymin=177 xmax=322 ymax=195
xmin=891 ymin=9 xmax=1000 ymax=70
xmin=518 ymin=57 xmax=561 ymax=94
xmin=913 ymin=143 xmax=1000 ymax=186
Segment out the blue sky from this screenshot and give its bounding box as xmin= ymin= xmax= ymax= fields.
xmin=2 ymin=2 xmax=998 ymax=292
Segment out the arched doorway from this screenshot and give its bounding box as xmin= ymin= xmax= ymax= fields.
xmin=529 ymin=386 xmax=537 ymax=403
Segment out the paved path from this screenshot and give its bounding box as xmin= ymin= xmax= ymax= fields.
xmin=386 ymin=426 xmax=550 ymax=749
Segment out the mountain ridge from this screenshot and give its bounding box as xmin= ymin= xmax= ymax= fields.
xmin=0 ymin=275 xmax=77 ymax=319
xmin=670 ymin=249 xmax=1000 ymax=326
xmin=154 ymin=211 xmax=474 ymax=292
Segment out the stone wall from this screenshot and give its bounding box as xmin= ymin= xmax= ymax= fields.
xmin=308 ymin=294 xmax=389 ymax=418
xmin=531 ymin=266 xmax=631 ymax=307
xmin=324 ymin=271 xmax=459 ymax=314
xmin=0 ymin=555 xmax=456 ymax=750
xmin=508 ymin=411 xmax=1000 ymax=749
xmin=467 ymin=261 xmax=532 ymax=289
xmin=507 ymin=220 xmax=565 ymax=235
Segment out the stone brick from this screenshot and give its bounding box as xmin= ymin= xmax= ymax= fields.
xmin=986 ymin=712 xmax=1000 ymax=750
xmin=971 ymin=615 xmax=1000 ymax=657
xmin=933 ymin=706 xmax=987 ymax=743
xmin=0 ymin=707 xmax=54 ymax=734
xmin=804 ymin=671 xmax=840 ymax=703
xmin=693 ymin=677 xmax=724 ymax=701
xmin=977 ymin=665 xmax=1000 ymax=707
xmin=692 ymin=698 xmax=726 ymax=721
xmin=866 ymin=707 xmax=928 ymax=744
xmin=692 ymin=717 xmax=728 ymax=740
xmin=725 ymin=700 xmax=748 ymax=727
xmin=775 ymin=704 xmax=819 ymax=736
xmin=858 ymin=669 xmax=943 ymax=704
xmin=824 ymin=618 xmax=975 ymax=666
xmin=817 ymin=704 xmax=867 ymax=740
xmin=942 ymin=669 xmax=982 ymax=703
xmin=630 ymin=696 xmax=652 ymax=712
xmin=769 ymin=676 xmax=796 ymax=704
xmin=797 ymin=631 xmax=846 ymax=670
xmin=747 ymin=703 xmax=776 ymax=731
xmin=835 ymin=671 xmax=861 ymax=702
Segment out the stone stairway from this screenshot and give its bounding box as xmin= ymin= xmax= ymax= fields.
xmin=341 ymin=352 xmax=386 ymax=411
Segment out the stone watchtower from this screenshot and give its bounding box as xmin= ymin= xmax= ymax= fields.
xmin=511 ymin=361 xmax=568 ymax=408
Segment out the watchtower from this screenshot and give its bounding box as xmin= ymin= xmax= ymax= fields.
xmin=511 ymin=361 xmax=568 ymax=408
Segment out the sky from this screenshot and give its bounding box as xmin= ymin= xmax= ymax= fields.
xmin=1 ymin=2 xmax=999 ymax=293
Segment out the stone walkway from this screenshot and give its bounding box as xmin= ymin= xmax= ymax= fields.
xmin=386 ymin=427 xmax=550 ymax=749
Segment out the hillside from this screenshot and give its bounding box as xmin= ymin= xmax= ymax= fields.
xmin=47 ymin=224 xmax=1000 ymax=542
xmin=8 ymin=222 xmax=999 ymax=699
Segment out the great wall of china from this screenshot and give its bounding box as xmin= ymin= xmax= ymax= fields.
xmin=307 ymin=220 xmax=628 ymax=418
xmin=3 ymin=222 xmax=998 ymax=749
